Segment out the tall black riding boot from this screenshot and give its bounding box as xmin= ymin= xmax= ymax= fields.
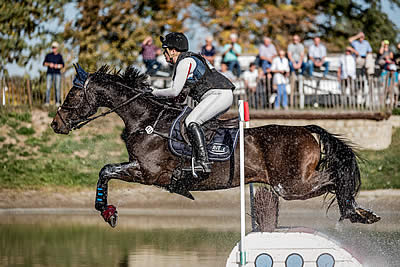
xmin=187 ymin=122 xmax=212 ymax=173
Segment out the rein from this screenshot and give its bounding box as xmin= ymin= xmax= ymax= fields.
xmin=115 ymin=81 xmax=183 ymax=112
xmin=61 ymin=79 xmax=183 ymax=132
xmin=71 ymin=92 xmax=144 ymax=130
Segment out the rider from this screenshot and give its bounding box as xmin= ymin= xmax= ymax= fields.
xmin=150 ymin=32 xmax=235 ymax=173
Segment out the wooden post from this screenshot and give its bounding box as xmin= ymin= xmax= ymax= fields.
xmin=381 ymin=74 xmax=388 ymax=108
xmin=389 ymin=73 xmax=395 ymax=109
xmin=290 ymin=73 xmax=295 ymax=108
xmin=299 ymin=76 xmax=304 ymax=109
xmin=15 ymin=79 xmax=18 ymax=105
xmin=0 ymin=78 xmax=3 ymax=106
xmin=267 ymin=77 xmax=273 ymax=109
xmin=5 ymin=78 xmax=9 ymax=106
xmin=10 ymin=79 xmax=13 ymax=106
xmin=368 ymin=76 xmax=373 ymax=111
xmin=18 ymin=79 xmax=21 ymax=105
xmin=27 ymin=79 xmax=32 ymax=109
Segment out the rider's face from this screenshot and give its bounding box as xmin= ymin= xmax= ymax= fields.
xmin=163 ymin=48 xmax=171 ymax=61
xmin=163 ymin=48 xmax=176 ymax=64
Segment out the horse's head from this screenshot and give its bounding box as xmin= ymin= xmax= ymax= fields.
xmin=51 ymin=63 xmax=98 ymax=134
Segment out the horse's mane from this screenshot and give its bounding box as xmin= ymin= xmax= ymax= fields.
xmin=91 ymin=65 xmax=150 ymax=93
xmin=90 ymin=65 xmax=183 ymax=110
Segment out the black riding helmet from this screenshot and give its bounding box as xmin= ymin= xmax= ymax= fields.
xmin=160 ymin=32 xmax=189 ymax=52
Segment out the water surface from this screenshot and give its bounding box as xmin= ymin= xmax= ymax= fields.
xmin=1 ymin=210 xmax=399 ymax=267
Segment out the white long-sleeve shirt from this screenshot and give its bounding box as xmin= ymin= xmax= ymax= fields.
xmin=152 ymin=57 xmax=197 ymax=97
xmin=271 ymin=57 xmax=289 ymax=85
xmin=339 ymin=54 xmax=356 ymax=80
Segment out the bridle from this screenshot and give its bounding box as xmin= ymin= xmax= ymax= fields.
xmin=57 ymin=76 xmax=182 ymax=132
xmin=56 ymin=78 xmax=94 ymax=130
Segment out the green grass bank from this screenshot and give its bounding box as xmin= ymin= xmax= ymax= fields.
xmin=0 ymin=108 xmax=399 ymax=190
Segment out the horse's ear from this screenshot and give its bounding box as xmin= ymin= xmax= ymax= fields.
xmin=76 ymin=63 xmax=88 ymax=80
xmin=73 ymin=63 xmax=81 ymax=80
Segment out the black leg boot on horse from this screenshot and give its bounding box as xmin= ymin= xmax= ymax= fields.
xmin=186 ymin=122 xmax=212 ymax=177
xmin=95 ymin=165 xmax=119 ymax=228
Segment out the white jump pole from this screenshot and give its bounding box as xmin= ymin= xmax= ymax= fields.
xmin=238 ymin=100 xmax=249 ymax=266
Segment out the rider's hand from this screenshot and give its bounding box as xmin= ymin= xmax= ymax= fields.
xmin=142 ymin=87 xmax=154 ymax=97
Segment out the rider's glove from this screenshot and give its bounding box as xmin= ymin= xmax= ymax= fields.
xmin=142 ymin=87 xmax=154 ymax=97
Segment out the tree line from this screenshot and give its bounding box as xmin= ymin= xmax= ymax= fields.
xmin=1 ymin=0 xmax=399 ymax=73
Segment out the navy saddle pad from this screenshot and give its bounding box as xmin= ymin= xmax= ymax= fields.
xmin=168 ymin=106 xmax=239 ymax=162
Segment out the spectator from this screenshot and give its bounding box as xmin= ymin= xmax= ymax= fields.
xmin=348 ymin=32 xmax=372 ymax=73
xmin=258 ymin=36 xmax=277 ymax=77
xmin=220 ymin=62 xmax=236 ymax=82
xmin=141 ymin=36 xmax=161 ymax=75
xmin=287 ymin=34 xmax=306 ymax=75
xmin=306 ymin=37 xmax=330 ymax=77
xmin=243 ymin=63 xmax=258 ymax=94
xmin=201 ymin=36 xmax=216 ymax=65
xmin=271 ymin=49 xmax=290 ymax=110
xmin=220 ymin=62 xmax=242 ymax=97
xmin=337 ymin=47 xmax=356 ymax=81
xmin=222 ymin=33 xmax=242 ymax=77
xmin=43 ymin=41 xmax=64 ymax=106
xmin=378 ymin=40 xmax=394 ymax=70
xmin=243 ymin=62 xmax=260 ymax=107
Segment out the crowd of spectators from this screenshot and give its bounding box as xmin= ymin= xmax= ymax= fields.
xmin=200 ymin=32 xmax=400 ymax=108
xmin=40 ymin=33 xmax=400 ymax=108
xmin=208 ymin=31 xmax=399 ymax=79
xmin=136 ymin=32 xmax=399 ymax=108
xmin=141 ymin=32 xmax=399 ymax=84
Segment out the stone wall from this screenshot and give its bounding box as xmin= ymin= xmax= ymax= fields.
xmin=250 ymin=115 xmax=400 ymax=150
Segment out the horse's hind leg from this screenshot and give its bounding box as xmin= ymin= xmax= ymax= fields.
xmin=95 ymin=161 xmax=142 ymax=227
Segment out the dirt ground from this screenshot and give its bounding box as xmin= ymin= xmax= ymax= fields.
xmin=2 ymin=185 xmax=399 ymax=212
xmin=2 ymin=185 xmax=399 ymax=234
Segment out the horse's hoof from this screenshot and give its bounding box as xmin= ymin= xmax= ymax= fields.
xmin=101 ymin=205 xmax=118 ymax=228
xmin=355 ymin=207 xmax=381 ymax=224
xmin=108 ymin=212 xmax=118 ymax=228
xmin=344 ymin=207 xmax=380 ymax=224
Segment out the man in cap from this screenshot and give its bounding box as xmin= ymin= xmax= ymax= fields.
xmin=149 ymin=32 xmax=235 ymax=175
xmin=43 ymin=41 xmax=64 ymax=106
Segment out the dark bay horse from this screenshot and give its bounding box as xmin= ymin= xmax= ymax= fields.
xmin=51 ymin=65 xmax=380 ymax=227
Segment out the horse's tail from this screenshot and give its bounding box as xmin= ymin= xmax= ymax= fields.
xmin=303 ymin=125 xmax=361 ymax=219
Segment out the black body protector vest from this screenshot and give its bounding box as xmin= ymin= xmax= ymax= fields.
xmin=172 ymin=52 xmax=235 ymax=102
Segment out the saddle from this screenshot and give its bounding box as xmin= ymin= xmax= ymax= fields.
xmin=168 ymin=106 xmax=239 ymax=162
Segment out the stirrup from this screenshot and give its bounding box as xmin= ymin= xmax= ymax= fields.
xmin=191 ymin=157 xmax=212 ymax=177
xmin=181 ymin=158 xmax=212 ymax=178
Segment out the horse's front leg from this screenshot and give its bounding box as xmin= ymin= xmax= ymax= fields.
xmin=94 ymin=161 xmax=142 ymax=227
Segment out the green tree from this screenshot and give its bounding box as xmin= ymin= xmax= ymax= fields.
xmin=315 ymin=0 xmax=400 ymax=51
xmin=194 ymin=0 xmax=320 ymax=51
xmin=195 ymin=0 xmax=399 ymax=52
xmin=0 ymin=0 xmax=67 ymax=74
xmin=64 ymin=0 xmax=190 ymax=70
